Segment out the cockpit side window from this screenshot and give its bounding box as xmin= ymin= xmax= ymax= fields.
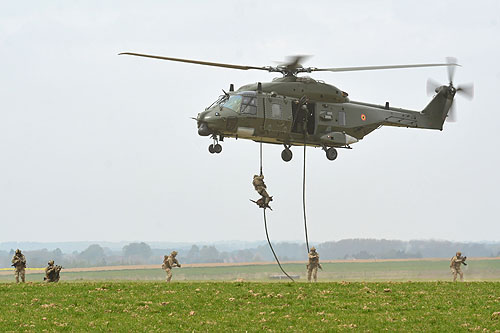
xmin=241 ymin=96 xmax=257 ymax=115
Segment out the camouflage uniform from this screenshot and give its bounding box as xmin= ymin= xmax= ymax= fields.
xmin=307 ymin=247 xmax=321 ymax=282
xmin=44 ymin=260 xmax=61 ymax=283
xmin=450 ymin=251 xmax=466 ymax=282
xmin=162 ymin=251 xmax=181 ymax=283
xmin=252 ymin=174 xmax=272 ymax=207
xmin=11 ymin=249 xmax=26 ymax=283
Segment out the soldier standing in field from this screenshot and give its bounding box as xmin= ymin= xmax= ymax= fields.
xmin=450 ymin=251 xmax=467 ymax=282
xmin=11 ymin=249 xmax=26 ymax=283
xmin=307 ymin=247 xmax=322 ymax=282
xmin=162 ymin=251 xmax=181 ymax=283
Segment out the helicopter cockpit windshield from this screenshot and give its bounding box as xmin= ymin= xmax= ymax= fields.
xmin=221 ymin=95 xmax=242 ymax=112
xmin=206 ymin=91 xmax=257 ymax=114
xmin=222 ymin=91 xmax=257 ymax=114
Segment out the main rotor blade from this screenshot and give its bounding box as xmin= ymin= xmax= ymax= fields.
xmin=313 ymin=62 xmax=460 ymax=73
xmin=277 ymin=55 xmax=312 ymax=69
xmin=119 ymin=52 xmax=270 ymax=71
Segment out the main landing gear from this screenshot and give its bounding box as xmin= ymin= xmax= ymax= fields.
xmin=281 ymin=145 xmax=339 ymax=161
xmin=208 ymin=135 xmax=222 ymax=154
xmin=324 ymin=146 xmax=338 ymax=161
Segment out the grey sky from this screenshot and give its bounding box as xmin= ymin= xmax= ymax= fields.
xmin=1 ymin=1 xmax=499 ymax=243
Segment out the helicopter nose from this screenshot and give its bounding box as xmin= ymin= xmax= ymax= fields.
xmin=197 ymin=122 xmax=211 ymax=136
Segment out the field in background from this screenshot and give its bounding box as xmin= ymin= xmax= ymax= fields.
xmin=1 ymin=281 xmax=499 ymax=331
xmin=1 ymin=258 xmax=499 ymax=282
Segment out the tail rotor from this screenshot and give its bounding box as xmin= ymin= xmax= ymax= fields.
xmin=426 ymin=57 xmax=473 ymax=122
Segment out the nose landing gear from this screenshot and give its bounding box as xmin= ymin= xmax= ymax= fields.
xmin=208 ymin=135 xmax=222 ymax=154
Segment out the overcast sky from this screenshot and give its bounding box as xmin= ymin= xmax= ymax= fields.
xmin=1 ymin=1 xmax=499 ymax=244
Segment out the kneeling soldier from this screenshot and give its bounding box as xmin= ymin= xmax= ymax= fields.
xmin=44 ymin=260 xmax=62 ymax=283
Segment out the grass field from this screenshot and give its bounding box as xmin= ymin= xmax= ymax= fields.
xmin=1 ymin=281 xmax=499 ymax=331
xmin=2 ymin=259 xmax=499 ymax=282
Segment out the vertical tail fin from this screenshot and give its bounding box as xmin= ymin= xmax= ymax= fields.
xmin=421 ymin=86 xmax=454 ymax=130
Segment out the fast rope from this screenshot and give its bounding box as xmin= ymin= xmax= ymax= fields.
xmin=302 ymin=140 xmax=310 ymax=253
xmin=259 ymin=141 xmax=295 ymax=282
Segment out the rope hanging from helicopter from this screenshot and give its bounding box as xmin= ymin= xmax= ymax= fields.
xmin=302 ymin=136 xmax=310 ymax=253
xmin=297 ymin=96 xmax=311 ymax=253
xmin=257 ymin=141 xmax=295 ymax=282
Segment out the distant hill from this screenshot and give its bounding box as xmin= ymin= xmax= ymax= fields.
xmin=1 ymin=239 xmax=499 ymax=269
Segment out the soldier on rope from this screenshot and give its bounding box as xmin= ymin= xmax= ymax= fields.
xmin=251 ymin=174 xmax=273 ymax=209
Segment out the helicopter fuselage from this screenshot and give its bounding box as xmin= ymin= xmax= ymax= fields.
xmin=118 ymin=52 xmax=462 ymax=161
xmin=197 ymin=76 xmax=454 ymax=160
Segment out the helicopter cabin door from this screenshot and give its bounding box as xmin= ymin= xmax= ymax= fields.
xmin=291 ymin=102 xmax=316 ymax=135
xmin=263 ymin=97 xmax=292 ymax=139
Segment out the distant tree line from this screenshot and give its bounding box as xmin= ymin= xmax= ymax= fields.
xmin=1 ymin=239 xmax=499 ymax=268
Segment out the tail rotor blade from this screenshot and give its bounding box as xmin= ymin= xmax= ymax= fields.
xmin=457 ymin=83 xmax=474 ymax=100
xmin=426 ymin=78 xmax=440 ymax=96
xmin=446 ymin=101 xmax=457 ymax=122
xmin=446 ymin=57 xmax=457 ymax=83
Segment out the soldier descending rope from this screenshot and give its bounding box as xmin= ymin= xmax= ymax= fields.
xmin=251 ymin=174 xmax=273 ymax=210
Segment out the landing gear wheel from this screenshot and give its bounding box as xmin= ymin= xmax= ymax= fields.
xmin=214 ymin=143 xmax=222 ymax=154
xmin=208 ymin=144 xmax=215 ymax=154
xmin=326 ymin=147 xmax=338 ymax=161
xmin=281 ymin=148 xmax=293 ymax=162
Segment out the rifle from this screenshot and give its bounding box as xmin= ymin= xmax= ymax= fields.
xmin=11 ymin=261 xmax=26 ymax=268
xmin=462 ymin=256 xmax=467 ymax=266
xmin=249 ymin=199 xmax=273 ymax=210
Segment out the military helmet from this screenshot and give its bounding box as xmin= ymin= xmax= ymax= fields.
xmin=456 ymin=251 xmax=462 ymax=256
xmin=253 ymin=174 xmax=259 ymax=178
xmin=48 ymin=260 xmax=54 ymax=265
xmin=310 ymin=246 xmax=316 ymax=251
xmin=15 ymin=249 xmax=21 ymax=254
xmin=171 ymin=251 xmax=178 ymax=256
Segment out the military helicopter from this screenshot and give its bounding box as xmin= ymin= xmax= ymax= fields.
xmin=119 ymin=53 xmax=473 ymax=161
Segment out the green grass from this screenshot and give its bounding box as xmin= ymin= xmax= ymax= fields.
xmin=1 ymin=281 xmax=499 ymax=331
xmin=2 ymin=259 xmax=499 ymax=282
